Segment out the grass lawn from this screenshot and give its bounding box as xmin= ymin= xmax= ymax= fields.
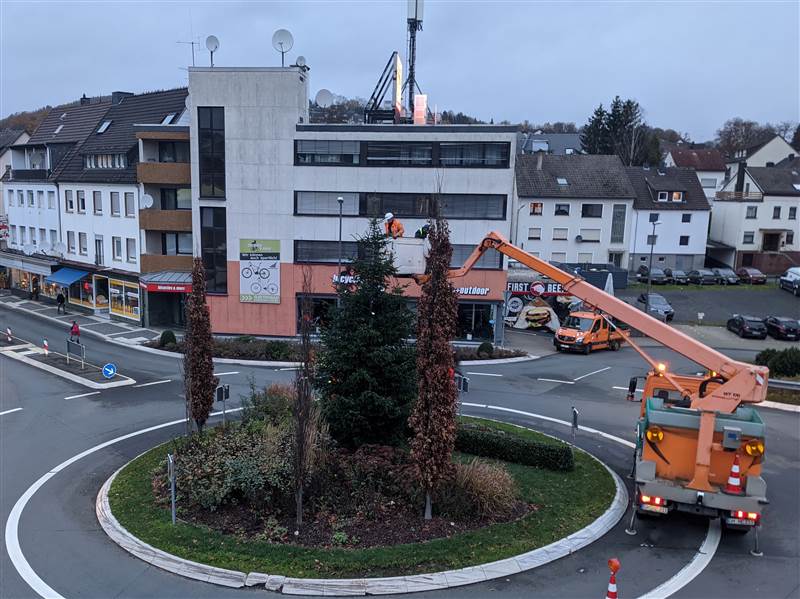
xmin=108 ymin=417 xmax=615 ymax=578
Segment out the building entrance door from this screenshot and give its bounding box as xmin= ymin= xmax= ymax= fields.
xmin=94 ymin=275 xmax=109 ymax=315
xmin=762 ymin=233 xmax=781 ymax=251
xmin=608 ymin=252 xmax=624 ymax=268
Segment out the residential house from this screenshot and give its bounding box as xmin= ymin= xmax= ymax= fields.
xmin=726 ymin=134 xmax=797 ymax=181
xmin=517 ymin=131 xmax=582 ymax=155
xmin=625 ymin=166 xmax=711 ymax=272
xmin=514 ymin=153 xmax=636 ymax=268
xmin=712 ymin=165 xmax=800 ymax=273
xmin=0 ymin=128 xmax=29 ymax=244
xmin=664 ymin=147 xmax=726 ymax=202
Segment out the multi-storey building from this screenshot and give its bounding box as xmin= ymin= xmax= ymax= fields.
xmin=725 ymin=135 xmax=797 ymax=181
xmin=514 ymin=153 xmax=636 ymax=268
xmin=189 ymin=66 xmax=517 ymax=342
xmin=663 ymin=147 xmax=726 ymax=202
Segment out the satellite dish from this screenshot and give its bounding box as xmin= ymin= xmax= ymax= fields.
xmin=296 ymin=55 xmax=306 ymax=67
xmin=22 ymin=243 xmax=35 ymax=256
xmin=184 ymin=94 xmax=191 ymax=110
xmin=140 ymin=194 xmax=154 ymax=209
xmin=272 ymin=29 xmax=294 ymax=66
xmin=41 ymin=242 xmax=52 ymax=253
xmin=205 ymin=35 xmax=219 ymax=67
xmin=315 ymin=89 xmax=334 ymax=108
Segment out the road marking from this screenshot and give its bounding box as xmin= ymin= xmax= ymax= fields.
xmin=64 ymin=391 xmax=100 ymax=400
xmin=214 ymin=371 xmax=239 ymax=377
xmin=573 ymin=366 xmax=611 ymax=381
xmin=5 ymin=406 xmax=242 ymax=599
xmin=0 ymin=408 xmax=23 ymax=417
xmin=133 ymin=380 xmax=171 ymax=388
xmin=466 ymin=372 xmax=503 ymax=377
xmin=278 ymin=367 xmax=299 ymax=371
xmin=537 ymin=377 xmax=575 ymax=384
xmin=613 ymin=386 xmax=644 ymax=393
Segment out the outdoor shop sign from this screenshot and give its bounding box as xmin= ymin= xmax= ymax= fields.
xmin=140 ymin=282 xmax=192 ymax=293
xmin=455 ymin=286 xmax=490 ymax=296
xmin=239 ymin=239 xmax=281 ymax=303
xmin=506 ymin=280 xmax=566 ymax=297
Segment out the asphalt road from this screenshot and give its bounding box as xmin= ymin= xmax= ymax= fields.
xmin=1 ymin=307 xmax=798 ymax=599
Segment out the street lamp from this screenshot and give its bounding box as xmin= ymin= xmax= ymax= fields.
xmin=337 ymin=196 xmax=344 ymax=306
xmin=645 ymin=217 xmax=661 ymax=316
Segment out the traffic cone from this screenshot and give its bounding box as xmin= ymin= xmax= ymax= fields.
xmin=605 ymin=570 xmax=618 ymax=599
xmin=724 ymin=453 xmax=744 ymax=495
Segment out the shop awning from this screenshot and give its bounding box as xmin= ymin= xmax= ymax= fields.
xmin=139 ymin=271 xmax=192 ymax=293
xmin=46 ymin=267 xmax=89 ymax=286
xmin=0 ymin=251 xmax=58 ymax=276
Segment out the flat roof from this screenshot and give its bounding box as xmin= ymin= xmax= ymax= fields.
xmin=296 ymin=124 xmax=519 ymax=134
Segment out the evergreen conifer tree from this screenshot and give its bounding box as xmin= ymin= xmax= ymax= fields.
xmin=580 ymin=104 xmax=608 ymax=154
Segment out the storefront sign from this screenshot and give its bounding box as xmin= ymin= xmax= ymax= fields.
xmin=456 ymin=286 xmax=490 ymax=296
xmin=332 ymin=271 xmax=359 ymax=285
xmin=506 ymin=281 xmax=566 ymax=296
xmin=239 ymin=239 xmax=280 ymax=304
xmin=140 ymin=282 xmax=192 ymax=293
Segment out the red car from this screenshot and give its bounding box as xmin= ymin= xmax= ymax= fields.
xmin=736 ymin=267 xmax=767 ymax=284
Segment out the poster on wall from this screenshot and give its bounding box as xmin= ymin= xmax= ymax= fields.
xmin=239 ymin=239 xmax=280 ymax=303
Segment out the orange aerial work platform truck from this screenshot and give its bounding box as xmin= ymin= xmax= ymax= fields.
xmin=411 ymin=231 xmax=769 ymax=544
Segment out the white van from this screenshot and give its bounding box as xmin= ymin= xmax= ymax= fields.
xmin=779 ymin=267 xmax=800 ymax=296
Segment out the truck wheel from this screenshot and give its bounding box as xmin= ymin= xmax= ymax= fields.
xmin=582 ymin=344 xmax=591 ymax=355
xmin=610 ymin=340 xmax=620 ymax=351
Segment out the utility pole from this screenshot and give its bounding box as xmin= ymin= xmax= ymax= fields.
xmin=645 ymin=218 xmax=660 ymax=316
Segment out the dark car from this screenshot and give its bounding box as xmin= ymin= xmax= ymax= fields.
xmin=726 ymin=314 xmax=768 ymax=339
xmin=736 ymin=267 xmax=767 ymax=284
xmin=712 ymin=267 xmax=740 ymax=285
xmin=779 ymin=267 xmax=800 ymax=296
xmin=764 ymin=316 xmax=800 ymax=341
xmin=664 ymin=268 xmax=689 ymax=284
xmin=636 ymin=265 xmax=667 ymax=284
xmin=687 ymin=269 xmax=717 ymax=285
xmin=637 ymin=293 xmax=675 ymax=322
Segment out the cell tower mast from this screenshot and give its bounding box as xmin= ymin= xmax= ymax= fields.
xmin=406 ymin=0 xmax=423 ymax=116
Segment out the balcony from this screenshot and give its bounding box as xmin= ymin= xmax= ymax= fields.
xmin=137 ymin=161 xmax=190 ymax=185
xmin=8 ymin=168 xmax=50 ymax=181
xmin=140 ymin=254 xmax=193 ymax=274
xmin=715 ymin=191 xmax=763 ymax=202
xmin=139 ymin=208 xmax=192 ymax=231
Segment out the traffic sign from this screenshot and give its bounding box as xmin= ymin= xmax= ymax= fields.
xmin=102 ymin=363 xmax=117 ymax=379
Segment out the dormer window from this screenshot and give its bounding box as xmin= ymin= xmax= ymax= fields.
xmin=85 ymin=153 xmax=127 ymax=169
xmin=160 ymin=113 xmax=176 ymax=125
xmin=556 ymin=177 xmax=568 ymax=186
xmin=657 ymin=191 xmax=668 ymax=202
xmin=97 ymin=120 xmax=112 ymax=133
xmin=671 ymin=191 xmax=684 ymax=202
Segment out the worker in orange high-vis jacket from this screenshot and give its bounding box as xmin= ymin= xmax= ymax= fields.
xmin=384 ymin=212 xmax=405 ymax=239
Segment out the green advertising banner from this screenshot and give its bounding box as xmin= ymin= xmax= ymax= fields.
xmin=239 ymin=239 xmax=280 ymax=303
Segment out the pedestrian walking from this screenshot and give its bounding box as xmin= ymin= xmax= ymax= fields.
xmin=56 ymin=292 xmax=66 ymax=314
xmin=70 ymin=320 xmax=81 ymax=344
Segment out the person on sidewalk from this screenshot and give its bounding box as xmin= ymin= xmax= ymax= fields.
xmin=56 ymin=292 xmax=66 ymax=314
xmin=70 ymin=321 xmax=81 ymax=344
xmin=384 ymin=212 xmax=405 ymax=239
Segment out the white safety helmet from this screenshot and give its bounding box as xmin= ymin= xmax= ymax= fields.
xmin=384 ymin=212 xmax=394 ymax=221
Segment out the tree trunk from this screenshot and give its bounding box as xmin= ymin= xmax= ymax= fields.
xmin=424 ymin=490 xmax=432 ymax=520
xmin=295 ymin=487 xmax=303 ymax=526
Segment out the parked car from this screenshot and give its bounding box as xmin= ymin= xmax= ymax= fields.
xmin=712 ymin=267 xmax=740 ymax=285
xmin=687 ymin=269 xmax=717 ymax=285
xmin=736 ymin=267 xmax=767 ymax=284
xmin=779 ymin=267 xmax=800 ymax=296
xmin=664 ymin=268 xmax=689 ymax=284
xmin=637 ymin=293 xmax=675 ymax=322
xmin=635 ymin=266 xmax=668 ymax=284
xmin=764 ymin=316 xmax=800 ymax=341
xmin=726 ymin=314 xmax=768 ymax=339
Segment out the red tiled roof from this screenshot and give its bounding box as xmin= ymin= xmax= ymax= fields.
xmin=668 ymin=148 xmax=726 ymax=171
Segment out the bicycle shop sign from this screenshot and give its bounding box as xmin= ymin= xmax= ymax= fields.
xmin=239 ymin=239 xmax=281 ymax=304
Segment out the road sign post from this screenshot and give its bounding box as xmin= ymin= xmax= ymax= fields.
xmin=167 ymin=453 xmax=176 ymax=525
xmin=66 ymin=339 xmax=86 ymax=369
xmin=216 ymin=384 xmax=231 ymax=424
xmin=571 ymin=406 xmax=579 ymax=441
xmin=102 ymin=363 xmax=117 ymax=379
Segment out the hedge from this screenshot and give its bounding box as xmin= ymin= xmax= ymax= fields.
xmin=755 ymin=347 xmax=800 ymax=378
xmin=455 ymin=426 xmax=574 ymax=472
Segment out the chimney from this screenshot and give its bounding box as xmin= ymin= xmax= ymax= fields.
xmin=766 ymin=161 xmax=775 ymax=168
xmin=735 ymin=162 xmax=747 ymax=192
xmin=111 ymin=91 xmax=133 ymax=105
xmin=789 ymin=153 xmax=796 ymax=161
xmin=536 ymin=151 xmax=543 ymax=171
xmin=79 ymin=94 xmax=90 ymax=106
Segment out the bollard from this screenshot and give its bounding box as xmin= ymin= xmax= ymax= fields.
xmin=6 ymin=327 xmax=11 ymax=343
xmin=605 ymin=558 xmax=620 ymax=599
xmin=43 ymin=338 xmax=49 ymax=357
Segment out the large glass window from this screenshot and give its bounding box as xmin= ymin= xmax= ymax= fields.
xmin=294 ymin=240 xmax=358 ymax=263
xmin=158 ymin=141 xmax=190 ymax=163
xmin=111 ymin=192 xmax=120 ymax=215
xmin=296 ymin=140 xmax=360 ymax=165
xmin=162 ymin=232 xmax=193 ymax=255
xmin=295 ymin=295 xmax=337 ymax=334
xmin=295 ymin=191 xmax=360 ymax=215
xmin=161 ymin=187 xmax=192 ymax=210
xmin=198 ymin=107 xmax=226 ymax=198
xmin=581 ymin=203 xmax=603 ymax=218
xmin=451 ymin=244 xmax=502 ymax=269
xmin=76 ymin=190 xmax=86 ymax=213
xmin=93 ymin=191 xmax=102 ymax=214
xmin=610 ymin=204 xmax=626 ymax=243
xmin=365 ymin=142 xmax=433 ymax=166
xmin=110 ymin=279 xmax=140 ymax=320
xmin=200 ymin=207 xmax=227 ymax=293
xmin=457 ymin=303 xmax=494 ymax=341
xmin=439 ymin=142 xmax=509 ymax=167
xmin=364 ymin=193 xmax=505 ymax=220
xmin=124 ymin=192 xmax=134 ymax=217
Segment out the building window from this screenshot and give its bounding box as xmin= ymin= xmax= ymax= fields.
xmin=162 ymin=232 xmax=193 ymax=255
xmin=126 ymin=238 xmax=136 ymax=263
xmin=745 ymin=206 xmax=757 ymax=219
xmin=657 ymin=191 xmax=668 ymax=202
xmin=577 ymin=252 xmax=593 ymax=263
xmin=110 ymin=279 xmax=140 ymax=320
xmin=49 ymin=230 xmax=57 ymax=246
xmin=789 ymin=206 xmax=797 ymax=220
xmin=528 ymin=227 xmax=541 ymax=240
xmin=743 ymin=231 xmax=754 ymax=244
xmin=579 ymin=228 xmax=601 ymax=242
xmin=295 ymin=191 xmax=360 ymax=216
xmin=456 ymin=303 xmax=495 ymax=341
xmin=79 ymin=232 xmax=88 ymax=255
xmin=554 ymin=203 xmax=570 ymax=216
xmin=77 ymin=190 xmax=86 ymax=213
xmin=682 ymin=213 xmax=692 ymax=223
xmin=439 ymin=142 xmax=510 ymax=167
xmin=111 ymin=192 xmax=120 ymax=216
xmin=95 ymin=235 xmax=104 ymax=265
xmin=67 ymin=231 xmax=76 ymax=253
xmin=161 ymin=187 xmax=192 ymax=210
xmin=700 ymin=178 xmax=717 ymax=188
xmin=112 ymin=236 xmax=122 ymax=260
xmin=647 ymin=234 xmax=657 ymax=246
xmin=451 ymin=244 xmax=502 ymax=269
xmin=124 ymin=192 xmax=134 ymax=217
xmin=17 ymin=190 xmax=23 ymax=206
xmin=671 ymin=191 xmax=684 ymax=202
xmin=47 ymin=191 xmax=55 ymax=209
xmin=609 ymin=204 xmax=626 ymax=244
xmin=366 ymin=142 xmax=433 ymax=166
xmin=85 ymin=154 xmax=126 ymax=169
xmin=294 ymin=240 xmax=359 ymax=264
xmin=530 ymin=202 xmax=543 ymax=215
xmin=28 ymin=227 xmax=35 ymax=245
xmin=93 ymin=191 xmax=102 ymax=214
xmin=9 ymin=225 xmax=16 ymax=244
xmin=158 ymin=141 xmax=190 ymax=163
xmin=198 ymin=106 xmax=226 ymax=198
xmin=581 ymin=204 xmax=603 ymax=218
xmin=551 ymin=252 xmax=567 ymax=262
xmin=786 ymin=231 xmax=795 ymax=245
xmin=553 ymin=228 xmax=568 ymax=240
xmin=7 ymin=189 xmax=13 ymax=206
xmin=359 ymin=192 xmax=506 ymax=220
xmin=200 ymin=207 xmax=227 ymax=293
xmin=773 ymin=206 xmax=781 ymax=219
xmin=296 ymin=140 xmax=360 ymax=165
xmin=679 ymin=235 xmax=689 ymax=246
xmin=36 ymin=190 xmax=43 ymax=208
xmin=19 ymin=227 xmax=26 ymax=244
xmin=26 ymin=190 xmax=34 ymax=206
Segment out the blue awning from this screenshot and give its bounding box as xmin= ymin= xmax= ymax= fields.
xmin=46 ymin=267 xmax=89 ymax=286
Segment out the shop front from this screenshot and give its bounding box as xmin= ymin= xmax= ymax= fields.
xmin=139 ymin=272 xmax=192 ymax=328
xmin=45 ymin=267 xmax=140 ymax=322
xmin=0 ymin=251 xmax=59 ymax=300
xmin=109 ymin=278 xmax=141 ymax=321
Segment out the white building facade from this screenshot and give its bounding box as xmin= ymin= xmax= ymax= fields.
xmin=664 ymin=148 xmax=727 ymax=202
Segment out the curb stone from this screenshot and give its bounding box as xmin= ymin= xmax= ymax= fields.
xmin=759 ymin=400 xmax=800 ymax=413
xmin=96 ymin=431 xmax=628 ymax=596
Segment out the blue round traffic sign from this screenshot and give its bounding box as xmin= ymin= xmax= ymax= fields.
xmin=102 ymin=363 xmax=117 ymax=379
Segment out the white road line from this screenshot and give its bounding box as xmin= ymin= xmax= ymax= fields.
xmin=613 ymin=386 xmax=644 ymax=393
xmin=5 ymin=406 xmax=243 ymax=599
xmin=133 ymin=380 xmax=171 ymax=388
xmin=64 ymin=391 xmax=100 ymax=400
xmin=537 ymin=377 xmax=575 ymax=385
xmin=573 ymin=366 xmax=612 ymax=381
xmin=466 ymin=372 xmax=503 ymax=377
xmin=0 ymin=408 xmax=23 ymax=417
xmin=214 ymin=371 xmax=239 ymax=377
xmin=278 ymin=367 xmax=299 ymax=371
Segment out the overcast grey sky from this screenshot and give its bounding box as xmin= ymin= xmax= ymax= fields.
xmin=1 ymin=1 xmax=798 ymax=141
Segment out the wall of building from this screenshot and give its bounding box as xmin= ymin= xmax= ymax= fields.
xmin=629 ymin=208 xmax=709 ymax=263
xmin=727 ymin=137 xmax=797 ymax=179
xmin=3 ymin=181 xmax=61 ymax=250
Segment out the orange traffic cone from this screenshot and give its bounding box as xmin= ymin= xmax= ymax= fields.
xmin=724 ymin=453 xmax=744 ymax=495
xmin=606 ymin=558 xmax=620 ymax=599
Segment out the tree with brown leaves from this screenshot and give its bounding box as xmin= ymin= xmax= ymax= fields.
xmin=409 ymin=216 xmax=459 ymax=520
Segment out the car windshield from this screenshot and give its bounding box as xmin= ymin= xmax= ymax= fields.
xmin=699 ymin=270 xmax=713 ymax=275
xmin=648 ymin=296 xmax=668 ymax=306
xmin=719 ymin=269 xmax=735 ymax=275
xmin=673 ymin=270 xmax=685 ymax=276
xmin=775 ymin=317 xmax=795 ymax=324
xmin=651 ymin=268 xmax=665 ymax=275
xmin=562 ymin=316 xmax=593 ymax=331
xmin=745 ymin=319 xmax=763 ymax=326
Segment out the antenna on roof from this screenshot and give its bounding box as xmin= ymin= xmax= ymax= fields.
xmin=405 ymin=0 xmax=424 ymax=116
xmin=177 ymin=39 xmax=200 ymax=67
xmin=205 ymin=35 xmax=219 ymax=67
xmin=272 ymin=29 xmax=294 ymax=67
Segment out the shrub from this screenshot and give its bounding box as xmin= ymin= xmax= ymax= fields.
xmin=159 ymin=330 xmax=177 ymax=347
xmin=755 ymin=347 xmax=800 ymax=378
xmin=437 ymin=459 xmax=518 ymax=519
xmin=241 ymin=381 xmax=293 ymax=426
xmin=455 ymin=425 xmax=574 ymax=471
xmin=477 ymin=342 xmax=494 ymax=358
xmin=453 ymin=347 xmax=526 ymax=361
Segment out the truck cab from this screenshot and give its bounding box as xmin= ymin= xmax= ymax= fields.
xmin=554 ymin=311 xmax=627 ymax=354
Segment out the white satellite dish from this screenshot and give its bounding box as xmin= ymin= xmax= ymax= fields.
xmin=205 ymin=35 xmax=219 ymax=67
xmin=296 ymin=55 xmax=306 ymax=68
xmin=272 ymin=29 xmax=294 ymax=67
xmin=22 ymin=243 xmax=35 ymax=256
xmin=140 ymin=194 xmax=154 ymax=209
xmin=315 ymin=89 xmax=334 ymax=108
xmin=184 ymin=94 xmax=191 ymax=110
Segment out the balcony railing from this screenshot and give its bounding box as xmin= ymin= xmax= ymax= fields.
xmin=139 ymin=208 xmax=192 ymax=231
xmin=715 ymin=191 xmax=763 ymax=201
xmin=9 ymin=168 xmax=50 ymax=181
xmin=136 ymin=161 xmax=190 ymax=185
